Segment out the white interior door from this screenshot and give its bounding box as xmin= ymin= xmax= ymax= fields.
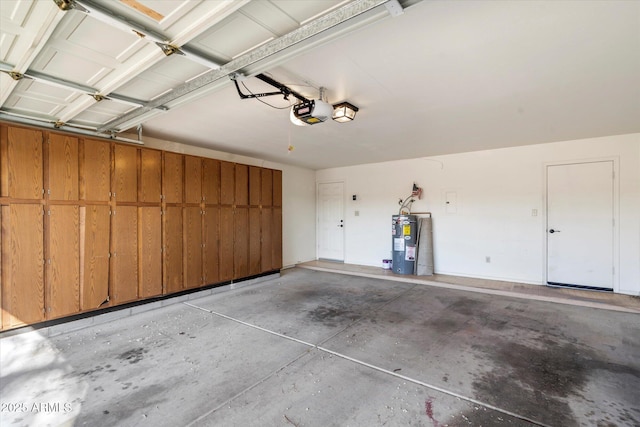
xmin=547 ymin=161 xmax=614 ymax=290
xmin=317 ymin=182 xmax=344 ymax=261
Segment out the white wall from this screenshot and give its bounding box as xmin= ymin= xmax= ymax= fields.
xmin=137 ymin=135 xmax=317 ymax=269
xmin=316 ymin=133 xmax=640 ymax=295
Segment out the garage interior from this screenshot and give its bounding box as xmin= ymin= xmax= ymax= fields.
xmin=1 ymin=0 xmax=639 ymax=426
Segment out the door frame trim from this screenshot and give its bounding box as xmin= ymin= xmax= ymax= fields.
xmin=316 ymin=180 xmax=345 ymax=262
xmin=542 ymin=156 xmax=619 ymax=292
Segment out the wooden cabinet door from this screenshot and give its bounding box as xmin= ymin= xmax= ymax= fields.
xmin=261 ymin=169 xmax=272 ymax=207
xmin=203 ymin=207 xmax=219 ymax=285
xmin=139 ymin=207 xmax=162 ymax=298
xmin=234 ymin=207 xmax=249 ymax=279
xmin=273 ymin=207 xmax=283 ymax=270
xmin=164 ymin=152 xmax=183 ymax=204
xmin=202 ymin=158 xmax=220 ymax=204
xmin=219 ymin=206 xmax=234 ymax=281
xmin=273 ymin=169 xmax=282 ymax=207
xmin=184 ymin=207 xmax=203 ymax=289
xmin=6 ymin=127 xmax=43 ymax=199
xmin=111 ymin=206 xmax=138 ymax=303
xmin=260 ymin=208 xmax=272 ymax=273
xmin=48 ymin=134 xmax=78 ymax=201
xmin=82 ymin=138 xmax=110 ymax=202
xmin=164 ymin=206 xmax=183 ymax=293
xmin=1 ymin=204 xmax=44 ymax=328
xmin=220 ymin=161 xmax=235 ymax=205
xmin=140 ymin=149 xmax=161 ymax=203
xmin=249 ymin=166 xmax=261 ymax=206
xmin=185 ymin=156 xmax=202 ymax=204
xmin=80 ymin=205 xmax=110 ymax=310
xmin=248 ymin=207 xmax=261 ymax=275
xmin=47 ymin=205 xmax=80 ymax=318
xmin=235 ymin=164 xmax=248 ymax=206
xmin=114 ymin=144 xmax=138 ymax=202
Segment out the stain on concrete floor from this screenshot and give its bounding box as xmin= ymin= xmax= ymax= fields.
xmin=1 ymin=268 xmax=639 ymax=426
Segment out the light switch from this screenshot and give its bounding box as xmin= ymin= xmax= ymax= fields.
xmin=445 ymin=191 xmax=457 ymax=214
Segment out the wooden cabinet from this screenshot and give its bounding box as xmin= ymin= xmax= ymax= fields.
xmin=185 ymin=156 xmax=202 ymax=204
xmin=184 ymin=207 xmax=203 ymax=289
xmin=114 ymin=144 xmax=138 ymax=203
xmin=164 ymin=206 xmax=183 ymax=293
xmin=140 ymin=148 xmax=161 ymax=203
xmin=219 ymin=206 xmax=234 ymax=281
xmin=111 ymin=206 xmax=138 ymax=303
xmin=48 ymin=134 xmax=78 ymax=201
xmin=203 ymin=207 xmax=219 ymax=285
xmin=249 ymin=166 xmax=261 ymax=206
xmin=139 ymin=207 xmax=162 ymax=298
xmin=273 ymin=170 xmax=282 ymax=207
xmin=220 ymin=161 xmax=235 ymax=205
xmin=273 ymin=207 xmax=283 ymax=269
xmin=235 ymin=164 xmax=248 ymax=206
xmin=234 ymin=207 xmax=249 ymax=279
xmin=47 ymin=205 xmax=80 ymax=318
xmin=260 ymin=208 xmax=273 ymax=273
xmin=202 ymin=158 xmax=220 ymax=204
xmin=81 ymin=138 xmax=110 ymax=202
xmin=80 ymin=205 xmax=110 ymax=310
xmin=1 ymin=204 xmax=44 ymax=328
xmin=0 ymin=124 xmax=283 ymax=330
xmin=164 ymin=152 xmax=183 ymax=203
xmin=3 ymin=127 xmax=43 ymax=199
xmin=261 ymin=169 xmax=272 ymax=207
xmin=249 ymin=207 xmax=261 ymax=275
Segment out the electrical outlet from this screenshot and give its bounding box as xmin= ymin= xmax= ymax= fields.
xmin=485 ymin=256 xmax=491 ymax=263
xmin=355 ymin=210 xmax=360 ymax=216
xmin=532 ymin=209 xmax=538 ymax=216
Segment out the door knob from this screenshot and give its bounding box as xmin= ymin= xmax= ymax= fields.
xmin=549 ymin=229 xmax=560 ymax=233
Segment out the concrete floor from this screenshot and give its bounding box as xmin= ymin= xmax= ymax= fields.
xmin=1 ymin=267 xmax=639 ymax=427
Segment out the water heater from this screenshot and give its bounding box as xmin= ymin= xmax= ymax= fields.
xmin=391 ymin=215 xmax=417 ymax=275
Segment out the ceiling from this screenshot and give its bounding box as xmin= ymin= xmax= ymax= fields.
xmin=1 ymin=0 xmax=639 ymax=170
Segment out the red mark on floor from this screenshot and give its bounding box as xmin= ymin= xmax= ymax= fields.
xmin=425 ymin=398 xmax=440 ymax=427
